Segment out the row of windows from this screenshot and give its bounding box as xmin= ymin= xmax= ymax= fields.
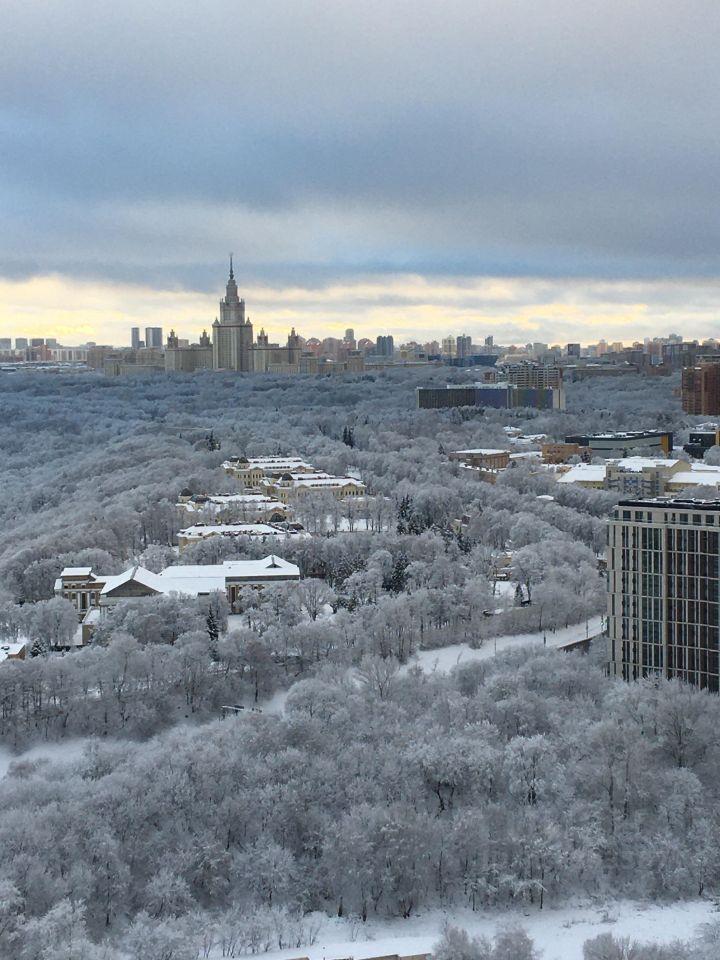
xmin=617 ymin=545 xmax=719 ymax=577
xmin=619 ymin=510 xmax=718 ymax=524
xmin=619 ymin=614 xmax=720 ymax=639
xmin=666 ymin=576 xmax=720 ymax=602
xmin=619 ymin=660 xmax=719 ymax=691
xmin=667 ymin=599 xmax=720 ymax=624
xmin=668 ymin=529 xmax=719 ymax=552
xmin=616 ymin=571 xmax=720 ymax=599
xmin=619 ymin=596 xmax=663 ymax=620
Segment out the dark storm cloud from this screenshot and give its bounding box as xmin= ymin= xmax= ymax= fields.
xmin=2 ymin=0 xmax=720 ymax=289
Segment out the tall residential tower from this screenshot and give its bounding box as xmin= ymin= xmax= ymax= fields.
xmin=607 ymin=498 xmax=720 ymax=690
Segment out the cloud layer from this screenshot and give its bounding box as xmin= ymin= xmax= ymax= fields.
xmin=3 ymin=273 xmax=719 ymax=347
xmin=2 ymin=1 xmax=720 ymax=342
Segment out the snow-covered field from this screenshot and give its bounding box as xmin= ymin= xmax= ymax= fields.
xmin=237 ymin=900 xmax=718 ymax=960
xmin=401 ymin=614 xmax=605 ymax=675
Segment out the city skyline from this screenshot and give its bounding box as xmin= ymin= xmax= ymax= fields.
xmin=2 ymin=1 xmax=720 ymax=345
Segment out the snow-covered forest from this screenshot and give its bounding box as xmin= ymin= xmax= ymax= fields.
xmin=1 ymin=367 xmax=714 ymax=959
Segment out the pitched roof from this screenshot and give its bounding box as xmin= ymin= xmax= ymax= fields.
xmin=101 ymin=566 xmax=164 ymax=596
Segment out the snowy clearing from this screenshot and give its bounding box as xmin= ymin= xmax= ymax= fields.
xmin=402 ymin=615 xmax=605 ymax=675
xmin=0 ymin=738 xmax=98 ymax=778
xmin=240 ymin=899 xmax=718 ymax=960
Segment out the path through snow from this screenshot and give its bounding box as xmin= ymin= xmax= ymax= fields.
xmin=244 ymin=899 xmax=717 ymax=960
xmin=402 ymin=615 xmax=604 ymax=676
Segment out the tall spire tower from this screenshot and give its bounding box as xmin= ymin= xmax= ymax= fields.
xmin=213 ymin=257 xmax=253 ymax=371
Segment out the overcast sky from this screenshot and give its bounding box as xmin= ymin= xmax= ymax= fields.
xmin=2 ymin=0 xmax=720 ymax=345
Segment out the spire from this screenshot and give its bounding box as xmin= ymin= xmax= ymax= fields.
xmin=224 ymin=257 xmax=239 ymax=306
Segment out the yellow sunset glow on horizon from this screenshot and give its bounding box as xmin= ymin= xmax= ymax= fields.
xmin=0 ymin=272 xmax=718 ymax=347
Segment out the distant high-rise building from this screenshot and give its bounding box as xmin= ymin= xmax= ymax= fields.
xmin=45 ymin=338 xmax=59 ymax=348
xmin=503 ymin=361 xmax=562 ymax=390
xmin=15 ymin=338 xmax=28 ymax=350
xmin=0 ymin=338 xmax=11 ymax=351
xmin=145 ymin=327 xmax=163 ymax=349
xmin=345 ymin=328 xmax=355 ymax=341
xmin=30 ymin=338 xmax=44 ymax=347
xmin=484 ymin=335 xmax=494 ymax=348
xmin=566 ymin=342 xmax=581 ymax=358
xmin=131 ymin=327 xmax=141 ymax=350
xmin=682 ymin=363 xmax=720 ymax=415
xmin=376 ymin=335 xmax=394 ymax=357
xmin=456 ymin=334 xmax=472 ymax=359
xmin=441 ymin=336 xmax=456 ymax=357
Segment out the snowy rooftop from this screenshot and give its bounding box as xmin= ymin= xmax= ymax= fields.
xmin=672 ymin=469 xmax=720 ymax=487
xmin=0 ymin=640 xmax=26 ymax=663
xmin=223 ymin=457 xmax=313 ymax=471
xmin=509 ymin=433 xmax=547 ymax=444
xmin=180 ymin=494 xmax=287 ymax=514
xmin=453 ymin=448 xmax=508 ymax=455
xmin=101 ymin=566 xmax=164 ymax=596
xmin=581 ymin=431 xmax=667 ymax=440
xmin=161 ymin=556 xmax=300 ymax=585
xmin=100 ymin=557 xmax=300 ymax=598
xmin=610 ymin=456 xmax=680 ymax=472
xmin=179 ymin=523 xmax=293 ymax=538
xmin=206 ymin=494 xmax=282 ymax=504
xmin=264 ymin=475 xmax=364 ymax=488
xmin=59 ymin=567 xmax=93 ymax=577
xmin=557 ymin=464 xmax=607 ymax=484
xmin=293 ymin=476 xmax=365 ymax=487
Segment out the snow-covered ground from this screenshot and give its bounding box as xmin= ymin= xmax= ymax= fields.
xmin=0 ymin=738 xmax=97 ymax=778
xmin=232 ymin=900 xmax=718 ymax=960
xmin=492 ymin=579 xmax=516 ymax=600
xmin=402 ymin=615 xmax=605 ymax=675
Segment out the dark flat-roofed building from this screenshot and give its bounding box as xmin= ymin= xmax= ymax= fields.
xmin=417 ymin=382 xmax=564 ymax=410
xmin=566 ymin=430 xmax=673 ymax=457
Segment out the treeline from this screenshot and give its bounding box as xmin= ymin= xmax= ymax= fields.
xmin=1 ymin=648 xmax=719 ymax=954
xmin=0 ymin=629 xmax=277 ymax=747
